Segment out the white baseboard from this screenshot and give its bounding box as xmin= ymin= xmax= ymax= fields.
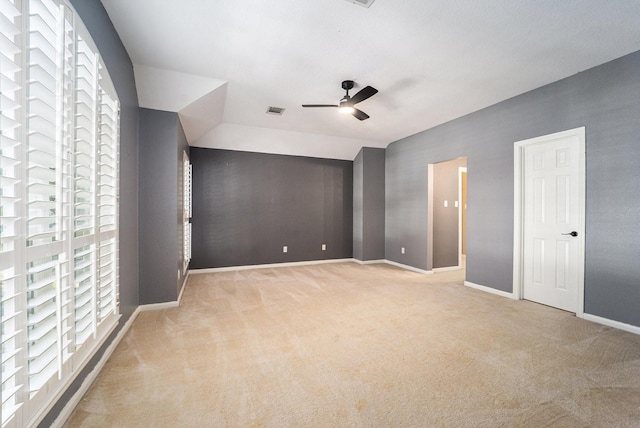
xmin=138 ymin=300 xmax=180 ymax=311
xmin=191 ymin=258 xmax=434 ymax=275
xmin=352 ymin=258 xmax=386 ymax=265
xmin=383 ymin=260 xmax=432 ymax=275
xmin=464 ymin=281 xmax=640 ymax=336
xmin=189 ymin=258 xmax=354 ymax=274
xmin=464 ymin=281 xmax=516 ymax=299
xmin=52 ymin=307 xmax=141 ymax=428
xmin=581 ymin=313 xmax=640 ymax=336
xmin=433 ymin=265 xmax=462 ymax=273
xmin=138 ymin=274 xmax=190 ymax=312
xmin=177 ymin=270 xmax=189 ymax=306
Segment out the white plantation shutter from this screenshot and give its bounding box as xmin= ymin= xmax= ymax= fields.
xmin=96 ymin=71 xmax=118 ymax=321
xmin=25 ymin=1 xmax=69 ymax=410
xmin=96 ymin=237 xmax=115 ymax=320
xmin=72 ymin=244 xmax=93 ymax=347
xmin=183 ymin=154 xmax=191 ymax=269
xmin=73 ymin=35 xmax=96 ymax=240
xmin=72 ymin=33 xmax=97 ymax=353
xmin=25 ymin=256 xmax=65 ymax=396
xmin=1 ymin=1 xmax=26 ymax=425
xmin=1 ymin=0 xmax=120 ymax=426
xmin=184 ymin=221 xmax=191 ymax=265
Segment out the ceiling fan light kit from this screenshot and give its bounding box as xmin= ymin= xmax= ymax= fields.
xmin=302 ymin=80 xmax=378 ymax=121
xmin=338 ymin=101 xmax=355 ymax=114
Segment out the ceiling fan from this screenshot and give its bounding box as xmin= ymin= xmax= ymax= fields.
xmin=302 ymin=80 xmax=378 ymax=121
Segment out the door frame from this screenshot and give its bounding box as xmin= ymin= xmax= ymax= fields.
xmin=512 ymin=127 xmax=586 ymax=316
xmin=458 ymin=167 xmax=467 ymax=267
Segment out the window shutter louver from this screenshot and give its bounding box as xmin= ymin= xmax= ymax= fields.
xmin=96 ymin=238 xmax=115 ymax=320
xmin=25 ymin=256 xmax=61 ymax=394
xmin=73 ymin=245 xmax=93 ymax=347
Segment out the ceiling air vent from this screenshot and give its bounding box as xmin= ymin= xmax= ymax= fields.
xmin=344 ymin=0 xmax=375 ymax=8
xmin=266 ymin=106 xmax=285 ymax=115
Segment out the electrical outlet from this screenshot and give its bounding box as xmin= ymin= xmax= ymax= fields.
xmin=401 ymin=247 xmax=405 ymax=254
xmin=322 ymin=244 xmax=326 ymax=251
xmin=283 ymin=245 xmax=288 ymax=253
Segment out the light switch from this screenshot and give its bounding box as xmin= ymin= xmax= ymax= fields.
xmin=455 ymin=200 xmax=459 ymax=208
xmin=444 ymin=200 xmax=448 ymax=207
xmin=401 ymin=247 xmax=405 ymax=254
xmin=283 ymin=246 xmax=288 ymax=253
xmin=322 ymin=244 xmax=326 ymax=251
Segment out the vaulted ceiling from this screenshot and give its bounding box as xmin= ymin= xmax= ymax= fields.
xmin=101 ymin=0 xmax=640 ymax=160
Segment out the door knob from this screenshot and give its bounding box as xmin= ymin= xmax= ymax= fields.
xmin=562 ymin=231 xmax=578 ymax=237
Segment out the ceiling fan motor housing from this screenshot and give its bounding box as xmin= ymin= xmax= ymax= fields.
xmin=341 ymin=80 xmax=355 ymax=91
xmin=341 ymin=80 xmax=355 ymax=105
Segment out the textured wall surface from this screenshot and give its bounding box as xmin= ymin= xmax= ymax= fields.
xmin=353 ymin=150 xmax=364 ymax=260
xmin=386 ymin=141 xmax=431 ymax=269
xmin=139 ymin=109 xmax=179 ymax=304
xmin=386 ymin=50 xmax=640 ymax=327
xmin=353 ymin=147 xmax=385 ymax=261
xmin=362 ymin=148 xmax=386 ymax=261
xmin=191 ymin=148 xmax=353 ymax=268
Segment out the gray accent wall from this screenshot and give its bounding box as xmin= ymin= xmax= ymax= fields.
xmin=353 ymin=150 xmax=364 ymax=260
xmin=139 ymin=108 xmax=187 ymax=304
xmin=386 ymin=50 xmax=640 ymax=328
xmin=386 ymin=140 xmax=430 ymax=270
xmin=353 ymin=147 xmax=385 ymax=261
xmin=41 ymin=1 xmax=139 ymax=426
xmin=191 ymin=148 xmax=353 ymax=268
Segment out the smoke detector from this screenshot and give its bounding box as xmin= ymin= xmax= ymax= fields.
xmin=266 ymin=106 xmax=285 ymax=115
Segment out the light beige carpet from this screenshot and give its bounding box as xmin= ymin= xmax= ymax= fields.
xmin=66 ymin=263 xmax=640 ymax=427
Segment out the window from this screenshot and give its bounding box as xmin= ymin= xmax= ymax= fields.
xmin=183 ymin=152 xmax=191 ymax=271
xmin=1 ymin=0 xmax=120 ymax=426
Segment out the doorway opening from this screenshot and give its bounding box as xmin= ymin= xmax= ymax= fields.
xmin=428 ymin=157 xmax=467 ymax=272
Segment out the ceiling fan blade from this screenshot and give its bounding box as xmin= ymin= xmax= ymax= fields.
xmin=302 ymin=104 xmax=339 ymax=108
xmin=350 ymin=86 xmax=378 ymax=105
xmin=351 ymin=108 xmax=369 ymax=121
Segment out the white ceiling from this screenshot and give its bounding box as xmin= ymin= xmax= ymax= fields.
xmin=101 ymin=0 xmax=640 ymax=160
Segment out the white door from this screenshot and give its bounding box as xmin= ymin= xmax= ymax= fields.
xmin=520 ymin=129 xmax=584 ymax=312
